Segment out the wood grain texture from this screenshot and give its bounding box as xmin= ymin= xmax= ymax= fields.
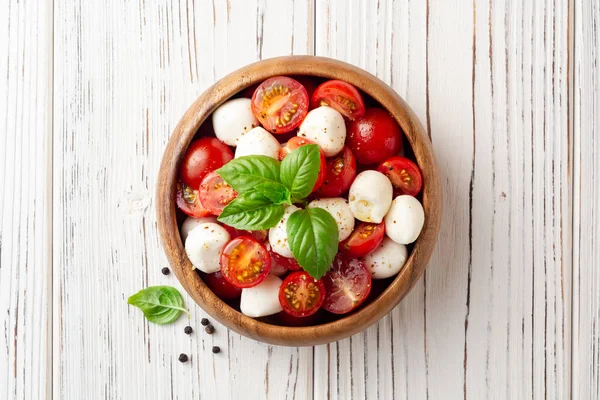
xmin=52 ymin=1 xmax=313 ymax=399
xmin=573 ymin=0 xmax=599 ymax=398
xmin=0 ymin=1 xmax=53 ymax=399
xmin=314 ymin=1 xmax=571 ymax=399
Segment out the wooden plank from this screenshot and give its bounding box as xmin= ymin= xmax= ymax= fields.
xmin=0 ymin=1 xmax=53 ymax=399
xmin=52 ymin=1 xmax=313 ymax=399
xmin=573 ymin=0 xmax=599 ymax=398
xmin=314 ymin=1 xmax=571 ymax=398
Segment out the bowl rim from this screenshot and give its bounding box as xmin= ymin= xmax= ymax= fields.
xmin=156 ymin=55 xmax=442 ymax=346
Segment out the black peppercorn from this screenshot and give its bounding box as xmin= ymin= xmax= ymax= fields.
xmin=161 ymin=267 xmax=170 ymax=275
xmin=178 ymin=353 xmax=188 ymax=363
xmin=212 ymin=346 xmax=220 ymax=354
xmin=200 ymin=318 xmax=209 ymax=326
xmin=184 ymin=326 xmax=193 ymax=335
xmin=205 ymin=324 xmax=215 ymax=334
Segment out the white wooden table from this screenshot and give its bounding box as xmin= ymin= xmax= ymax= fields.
xmin=1 ymin=1 xmax=597 ymax=399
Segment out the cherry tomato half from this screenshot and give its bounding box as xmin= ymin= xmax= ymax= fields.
xmin=202 ymin=271 xmax=242 ymax=300
xmin=322 ymin=254 xmax=372 ymax=314
xmin=339 ymin=222 xmax=385 ymax=258
xmin=180 ymin=138 xmax=234 ymax=189
xmin=199 ymin=172 xmax=237 ymax=216
xmin=279 ymin=271 xmax=326 ymax=317
xmin=377 ymin=156 xmax=423 ymax=196
xmin=347 ymin=108 xmax=403 ymax=165
xmin=277 ymin=310 xmax=321 ymax=327
xmin=251 ymin=76 xmax=309 ymax=134
xmin=291 ymin=75 xmax=321 ymax=100
xmin=176 ymin=181 xmax=211 ymax=217
xmin=311 ymin=80 xmax=365 ymax=120
xmin=279 ymin=137 xmax=327 ymax=192
xmin=220 ymin=236 xmax=271 ymax=288
xmin=314 ymin=146 xmax=357 ymax=197
xmin=223 ymin=225 xmax=268 ymax=242
xmin=269 ymin=248 xmax=302 ymax=271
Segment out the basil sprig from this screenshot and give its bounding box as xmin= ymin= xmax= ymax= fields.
xmin=216 ymin=145 xmax=339 ymax=279
xmin=128 ymin=286 xmax=189 ymax=324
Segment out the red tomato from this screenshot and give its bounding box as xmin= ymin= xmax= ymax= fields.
xmin=279 ymin=271 xmax=326 ymax=317
xmin=251 ymin=76 xmax=309 ymax=134
xmin=176 ymin=181 xmax=211 ymax=217
xmin=277 ymin=310 xmax=321 ymax=327
xmin=339 ymin=222 xmax=385 ymax=258
xmin=311 ymin=80 xmax=365 ymax=120
xmin=279 ymin=137 xmax=327 ymax=192
xmin=347 ymin=108 xmax=403 ymax=164
xmin=198 ymin=172 xmax=237 ymax=216
xmin=220 ymin=236 xmax=271 ymax=288
xmin=377 ymin=156 xmax=423 ymax=196
xmin=322 ymin=254 xmax=372 ymax=314
xmin=314 ymin=146 xmax=357 ymax=197
xmin=223 ymin=225 xmax=268 ymax=242
xmin=179 ymin=138 xmax=234 ymax=189
xmin=202 ymin=271 xmax=242 ymax=300
xmin=269 ymin=248 xmax=302 ymax=271
xmin=291 ymin=75 xmax=321 ymax=99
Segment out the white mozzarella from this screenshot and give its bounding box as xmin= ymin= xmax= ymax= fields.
xmin=180 ymin=216 xmax=218 ymax=242
xmin=235 ymin=126 xmax=281 ymax=159
xmin=212 ymin=98 xmax=258 ymax=146
xmin=268 ymin=205 xmax=300 ymax=258
xmin=384 ymin=195 xmax=425 ymax=244
xmin=184 ymin=223 xmax=230 ymax=273
xmin=307 ymin=198 xmax=355 ymax=242
xmin=240 ymin=275 xmax=284 ymax=317
xmin=364 ymin=237 xmax=408 ymax=279
xmin=270 ymin=262 xmax=288 ymax=277
xmin=348 ymin=170 xmax=393 ymax=224
xmin=297 ymin=106 xmax=346 ymax=157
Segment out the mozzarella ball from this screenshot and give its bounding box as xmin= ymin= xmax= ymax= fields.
xmin=212 ymin=98 xmax=258 ymax=146
xmin=235 ymin=126 xmax=281 ymax=159
xmin=184 ymin=223 xmax=230 ymax=273
xmin=364 ymin=237 xmax=408 ymax=279
xmin=384 ymin=195 xmax=425 ymax=244
xmin=297 ymin=106 xmax=346 ymax=157
xmin=307 ymin=198 xmax=355 ymax=242
xmin=348 ymin=170 xmax=393 ymax=224
xmin=268 ymin=205 xmax=300 ymax=258
xmin=270 ymin=262 xmax=288 ymax=277
xmin=180 ymin=216 xmax=218 ymax=242
xmin=240 ymin=275 xmax=283 ymax=317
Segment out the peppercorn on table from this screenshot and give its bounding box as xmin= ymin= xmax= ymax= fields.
xmin=1 ymin=1 xmax=597 ymax=399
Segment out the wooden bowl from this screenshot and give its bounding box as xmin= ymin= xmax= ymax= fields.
xmin=156 ymin=56 xmax=442 ymax=346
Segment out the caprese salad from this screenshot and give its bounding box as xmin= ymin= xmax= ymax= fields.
xmin=176 ymin=76 xmax=425 ymax=325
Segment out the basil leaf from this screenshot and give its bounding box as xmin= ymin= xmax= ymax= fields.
xmin=218 ymin=191 xmax=285 ymax=230
xmin=280 ymin=145 xmax=321 ymax=200
xmin=255 ymin=182 xmax=291 ymax=205
xmin=286 ymin=208 xmax=339 ymax=280
xmin=216 ymin=155 xmax=281 ymax=193
xmin=128 ymin=286 xmax=189 ymax=325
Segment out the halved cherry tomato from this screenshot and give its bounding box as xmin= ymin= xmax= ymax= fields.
xmin=279 ymin=137 xmax=327 ymax=192
xmin=251 ymin=76 xmax=309 ymax=134
xmin=180 ymin=138 xmax=234 ymax=188
xmin=176 ymin=181 xmax=211 ymax=217
xmin=291 ymin=75 xmax=321 ymax=99
xmin=202 ymin=271 xmax=242 ymax=300
xmin=220 ymin=236 xmax=271 ymax=288
xmin=269 ymin=248 xmax=302 ymax=271
xmin=347 ymin=108 xmax=403 ymax=165
xmin=377 ymin=156 xmax=423 ymax=196
xmin=339 ymin=222 xmax=385 ymax=258
xmin=279 ymin=271 xmax=326 ymax=317
xmin=199 ymin=172 xmax=237 ymax=216
xmin=223 ymin=225 xmax=268 ymax=242
xmin=314 ymin=146 xmax=357 ymax=197
xmin=311 ymin=80 xmax=365 ymax=120
xmin=277 ymin=310 xmax=321 ymax=326
xmin=322 ymin=254 xmax=372 ymax=314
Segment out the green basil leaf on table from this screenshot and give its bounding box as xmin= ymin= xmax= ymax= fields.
xmin=127 ymin=286 xmax=189 ymax=325
xmin=279 ymin=144 xmax=321 ymax=200
xmin=215 ymin=155 xmax=281 ymax=193
xmin=286 ymin=207 xmax=339 ymax=280
xmin=218 ymin=190 xmax=285 ymax=230
xmin=254 ymin=182 xmax=291 ymax=205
